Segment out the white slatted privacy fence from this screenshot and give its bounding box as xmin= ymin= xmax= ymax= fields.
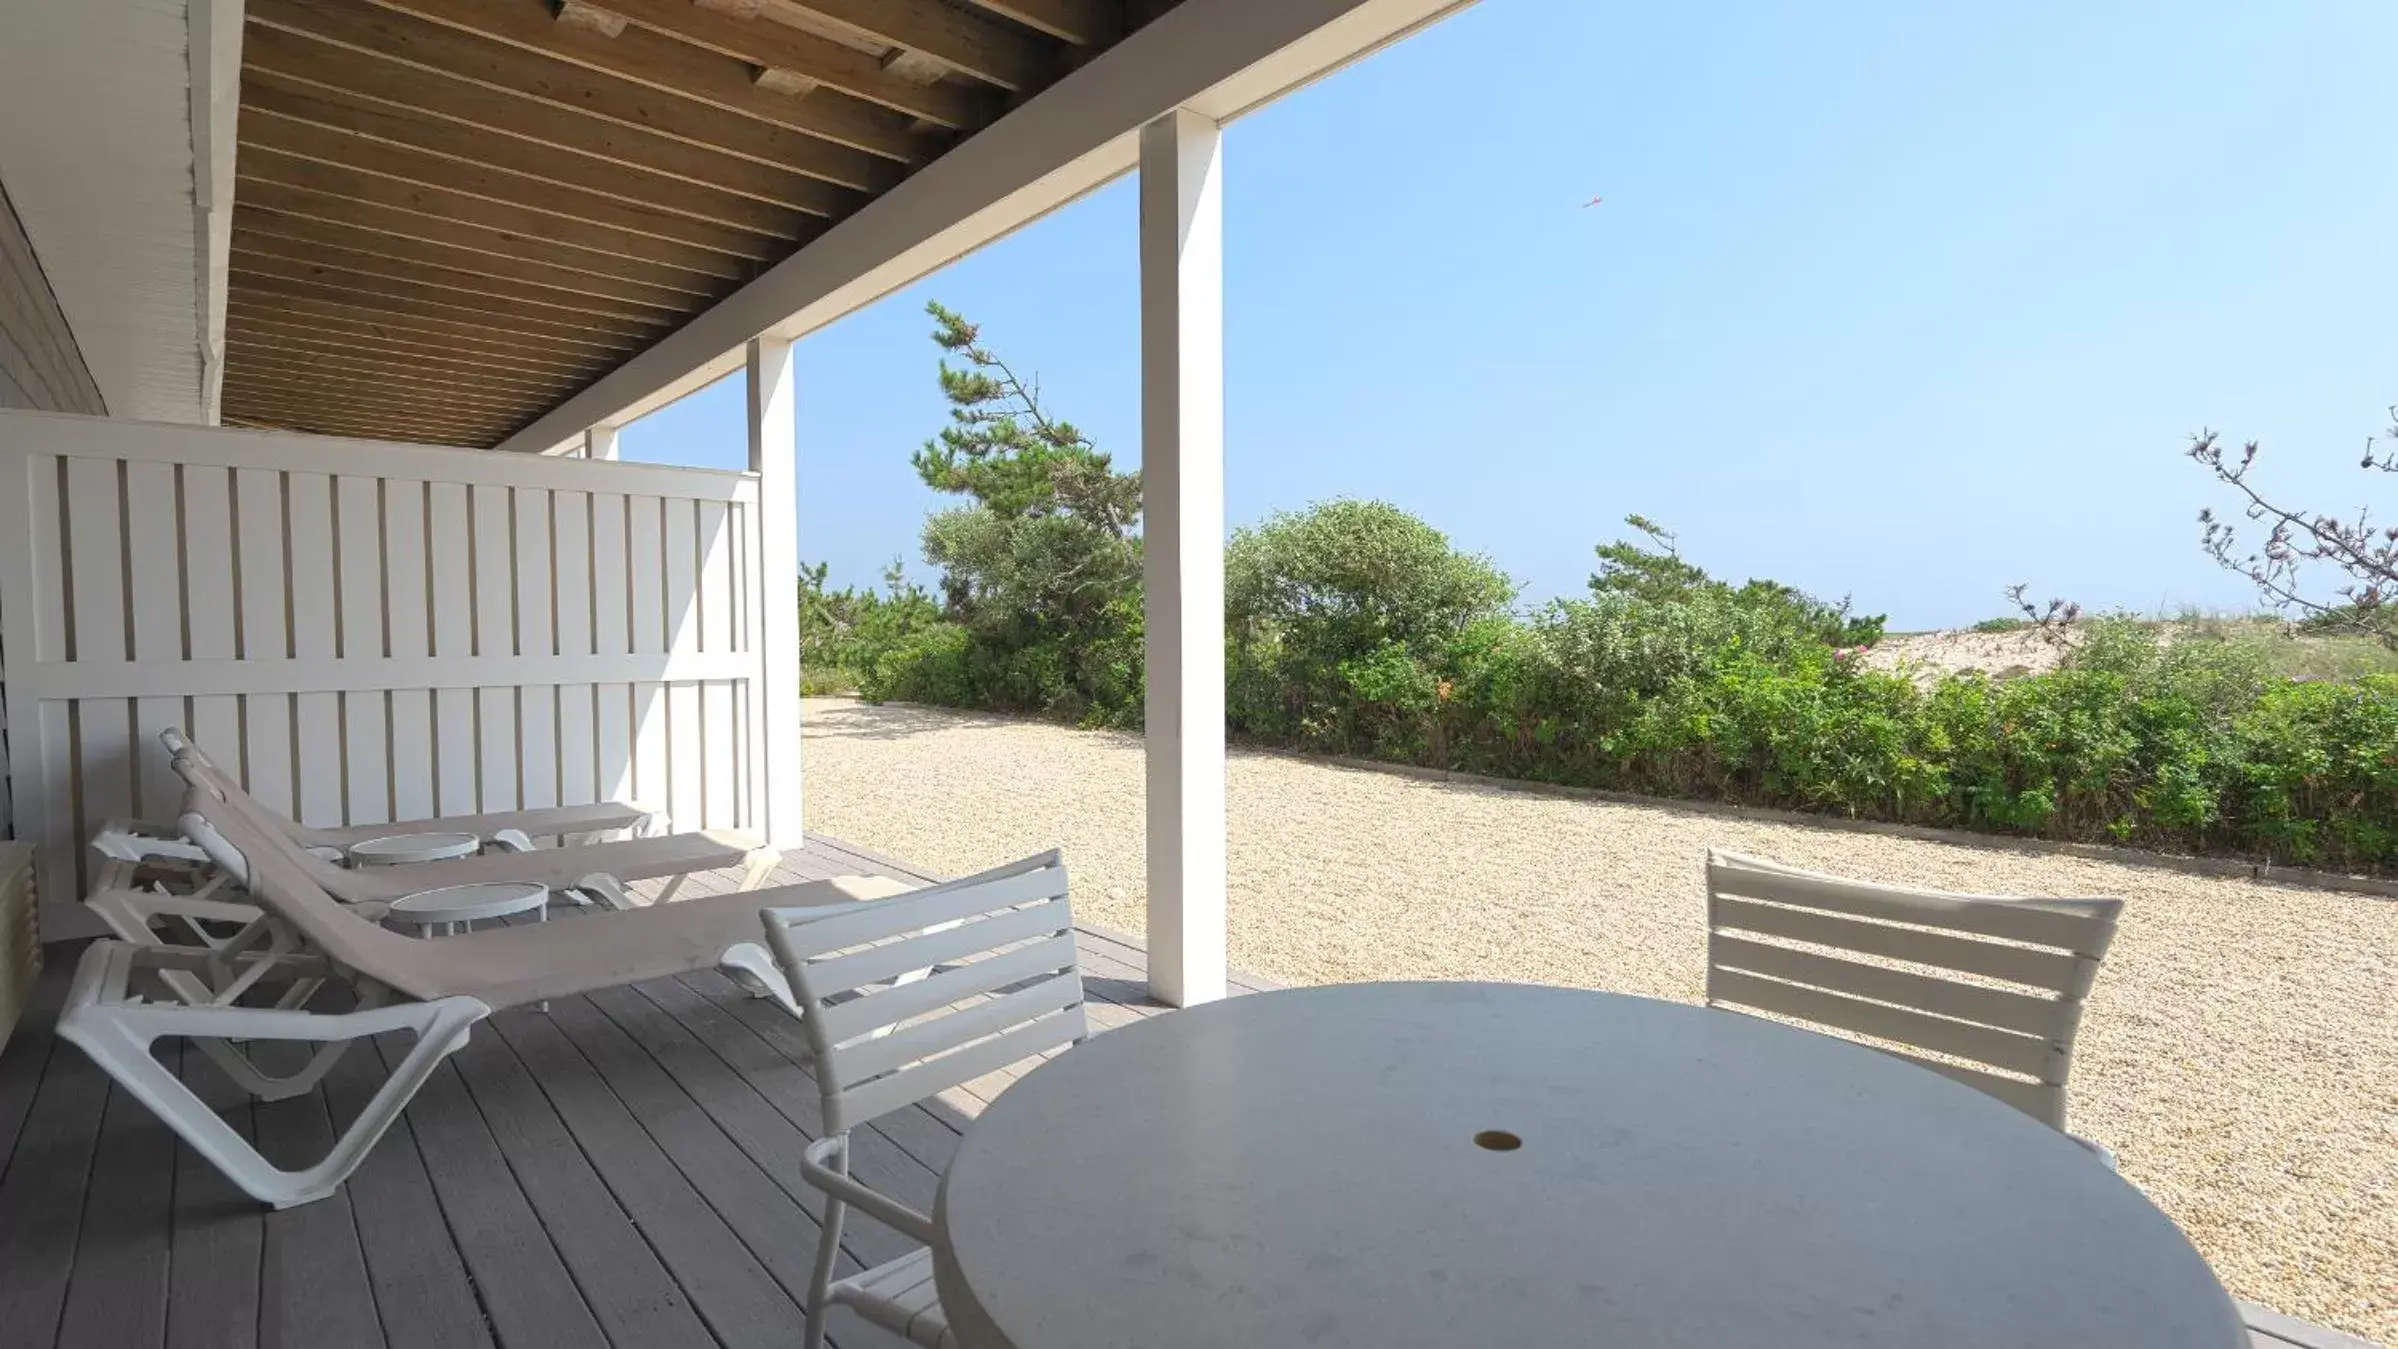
xmin=0 ymin=412 xmax=778 ymax=928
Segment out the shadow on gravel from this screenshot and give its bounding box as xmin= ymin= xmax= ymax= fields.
xmin=803 ymin=698 xmax=1051 ymax=741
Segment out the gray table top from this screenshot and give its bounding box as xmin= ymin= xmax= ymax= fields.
xmin=933 ymin=982 xmax=2243 ymax=1349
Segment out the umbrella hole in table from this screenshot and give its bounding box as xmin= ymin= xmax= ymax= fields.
xmin=1473 ymin=1130 xmax=1522 ymax=1152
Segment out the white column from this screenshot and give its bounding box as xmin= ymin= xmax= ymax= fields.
xmin=585 ymin=424 xmax=621 ymax=460
xmin=748 ymin=335 xmax=805 ymax=848
xmin=1139 ymin=109 xmax=1226 ymax=1007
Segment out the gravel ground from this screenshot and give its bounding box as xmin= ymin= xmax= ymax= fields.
xmin=802 ymin=697 xmax=2397 ymax=1342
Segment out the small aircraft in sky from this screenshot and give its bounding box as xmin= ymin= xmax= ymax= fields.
xmin=1581 ymin=196 xmax=1605 ymax=208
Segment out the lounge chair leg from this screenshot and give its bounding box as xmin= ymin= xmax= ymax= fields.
xmin=59 ymin=989 xmax=489 ymax=1208
xmin=189 ymin=1033 xmax=361 ymax=1103
xmin=719 ymin=942 xmax=805 ymax=1017
xmin=738 ymin=849 xmax=783 ymax=891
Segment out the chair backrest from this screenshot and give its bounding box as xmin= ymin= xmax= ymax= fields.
xmin=1704 ymin=850 xmax=2122 ymax=1130
xmin=761 ymin=850 xmax=1086 ymax=1134
xmin=172 ymin=774 xmax=442 ymax=1000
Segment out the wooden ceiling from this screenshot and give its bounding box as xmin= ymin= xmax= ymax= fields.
xmin=221 ymin=0 xmax=1157 ymax=447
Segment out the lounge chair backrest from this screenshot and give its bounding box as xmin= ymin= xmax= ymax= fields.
xmin=170 ymin=752 xmax=405 ymax=892
xmin=1704 ymin=849 xmax=2122 ymax=1130
xmin=175 ymin=779 xmax=445 ymax=1001
xmin=761 ymin=850 xmax=1085 ymax=1134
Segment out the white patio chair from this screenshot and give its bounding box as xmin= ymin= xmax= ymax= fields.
xmin=759 ymin=849 xmax=1087 ymax=1349
xmin=56 ymin=780 xmax=910 ymax=1209
xmin=91 ymin=727 xmax=669 ymax=866
xmin=1704 ymin=850 xmax=2122 ymax=1157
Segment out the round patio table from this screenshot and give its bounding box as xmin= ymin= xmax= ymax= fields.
xmin=384 ymin=881 xmax=549 ymax=937
xmin=932 ymin=982 xmax=2243 ymax=1349
xmin=347 ymin=831 xmax=482 ymax=867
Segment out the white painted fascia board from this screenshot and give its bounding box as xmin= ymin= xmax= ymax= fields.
xmin=495 ymin=0 xmax=1478 ymax=453
xmin=190 ymin=0 xmax=244 ymax=426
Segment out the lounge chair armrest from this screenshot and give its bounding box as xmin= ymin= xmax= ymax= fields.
xmin=92 ymin=818 xmax=212 ymax=865
xmin=800 ymin=1134 xmax=936 ymax=1245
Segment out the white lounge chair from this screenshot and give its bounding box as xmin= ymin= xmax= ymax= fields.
xmin=91 ymin=727 xmax=668 ymax=867
xmin=759 ymin=849 xmax=1086 ymax=1349
xmin=57 ymin=779 xmax=912 ymax=1209
xmin=172 ymin=749 xmax=776 ymax=910
xmin=1704 ymin=849 xmax=2122 ymax=1156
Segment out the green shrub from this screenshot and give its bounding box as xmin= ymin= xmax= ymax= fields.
xmin=1971 ymin=616 xmax=2031 ymax=633
xmin=1227 ymin=500 xmax=1515 ymax=753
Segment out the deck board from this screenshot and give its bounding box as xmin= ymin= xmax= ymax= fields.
xmin=0 ymin=834 xmax=2364 ymax=1349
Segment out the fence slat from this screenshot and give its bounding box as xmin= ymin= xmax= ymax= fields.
xmin=287 ymin=473 xmax=344 ymax=825
xmin=337 ymin=477 xmax=390 ymax=826
xmin=632 ymin=680 xmax=667 ymax=819
xmin=382 ymin=480 xmax=433 ymax=820
xmin=426 ymin=483 xmax=476 ymax=816
xmin=702 ymin=681 xmax=735 ymax=830
xmin=667 ymin=682 xmax=702 ymax=832
xmin=663 ymin=497 xmax=698 ymax=656
xmin=598 ymin=681 xmax=634 ymax=806
xmin=232 ymin=470 xmax=294 ymax=815
xmin=513 ymin=490 xmax=558 ymax=809
xmin=629 ymin=495 xmax=665 ymax=656
xmin=124 ymin=462 xmax=183 ymax=817
xmin=591 ymin=491 xmax=629 ymax=657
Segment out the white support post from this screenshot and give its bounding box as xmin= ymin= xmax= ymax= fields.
xmin=1139 ymin=109 xmax=1227 ymax=1007
xmin=748 ymin=336 xmax=805 ymax=848
xmin=585 ymin=425 xmax=620 ymax=460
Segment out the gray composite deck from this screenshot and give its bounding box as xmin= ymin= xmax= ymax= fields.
xmin=0 ymin=834 xmax=2372 ymax=1349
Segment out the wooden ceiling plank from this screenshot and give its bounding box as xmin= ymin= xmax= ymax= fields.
xmin=236 ymin=170 xmax=730 ymax=295
xmin=758 ymin=0 xmax=1052 ymax=90
xmin=957 ymin=0 xmax=1119 ymax=46
xmin=238 ymin=140 xmax=763 ymax=282
xmin=226 ymin=307 xmax=610 ymax=381
xmin=249 ymin=0 xmax=906 ymax=192
xmin=226 ymin=294 xmax=616 ymax=368
xmin=361 ymin=0 xmax=961 ymax=144
xmin=219 ymin=382 xmax=522 ymax=431
xmin=225 ymin=363 xmax=545 ymax=419
xmin=233 ymin=218 xmax=684 ymax=325
xmin=231 ymin=249 xmax=668 ymax=346
xmin=226 ymin=339 xmax=584 ymax=398
xmin=224 ymin=367 xmax=542 ymax=422
xmin=243 ymin=73 xmax=817 ymax=243
xmin=229 ymin=269 xmax=647 ymax=356
xmin=236 ymin=197 xmax=713 ymax=311
xmin=219 ymin=393 xmax=518 ymax=442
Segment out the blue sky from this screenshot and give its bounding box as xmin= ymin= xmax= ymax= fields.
xmin=623 ymin=0 xmax=2398 ymax=631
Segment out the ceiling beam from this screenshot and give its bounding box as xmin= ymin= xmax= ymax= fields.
xmin=235 ymin=171 xmax=732 ymax=295
xmin=500 ymin=0 xmax=1481 ymax=453
xmin=235 ymin=140 xmax=766 ymax=281
xmin=234 ymin=199 xmax=712 ymax=310
xmin=362 ymin=0 xmax=968 ymax=139
xmin=247 ymin=0 xmax=903 ymax=195
xmin=242 ymin=73 xmax=820 ymax=242
xmin=959 ymin=0 xmax=1120 ymax=46
xmin=755 ymin=0 xmax=1052 ymax=91
xmin=232 ymin=219 xmax=686 ymax=325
